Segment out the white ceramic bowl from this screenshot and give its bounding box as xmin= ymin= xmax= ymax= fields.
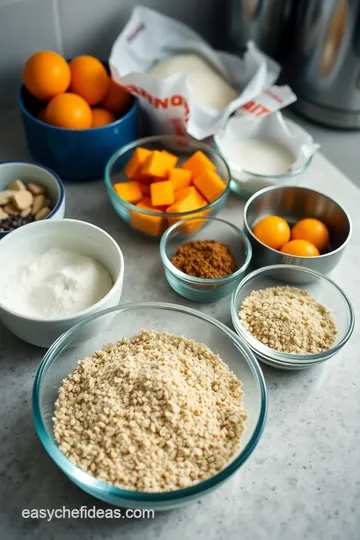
xmin=0 ymin=219 xmax=124 ymax=347
xmin=0 ymin=161 xmax=65 ymax=238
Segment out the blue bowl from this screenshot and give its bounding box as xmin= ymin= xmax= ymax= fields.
xmin=19 ymin=86 xmax=139 ymax=180
xmin=160 ymin=217 xmax=252 ymax=302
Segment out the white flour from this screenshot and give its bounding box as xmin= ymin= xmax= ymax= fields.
xmin=0 ymin=248 xmax=113 ymax=318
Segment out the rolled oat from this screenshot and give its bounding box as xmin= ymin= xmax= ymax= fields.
xmin=239 ymin=286 xmax=337 ymax=355
xmin=53 ymin=329 xmax=247 ymax=492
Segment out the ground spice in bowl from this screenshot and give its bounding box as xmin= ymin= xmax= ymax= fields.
xmin=170 ymin=240 xmax=238 ymax=279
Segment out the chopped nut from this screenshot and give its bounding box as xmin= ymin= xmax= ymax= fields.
xmin=3 ymin=202 xmax=18 ymax=215
xmin=27 ymin=183 xmax=45 ymax=195
xmin=31 ymin=194 xmax=45 ymax=216
xmin=8 ymin=179 xmax=26 ymax=191
xmin=12 ymin=190 xmax=33 ymax=211
xmin=0 ymin=190 xmax=15 ymax=206
xmin=20 ymin=207 xmax=32 ymax=217
xmin=35 ymin=207 xmax=51 ymax=221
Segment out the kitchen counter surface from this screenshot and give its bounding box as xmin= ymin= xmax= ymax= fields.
xmin=1 ymin=109 xmax=359 ymax=540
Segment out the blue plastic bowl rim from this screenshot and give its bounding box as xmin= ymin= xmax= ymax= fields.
xmin=33 ymin=301 xmax=267 ymax=503
xmin=230 ymin=264 xmax=355 ymax=364
xmin=160 ymin=216 xmax=253 ymax=285
xmin=0 ymin=160 xmax=65 ymax=223
xmin=18 ymin=85 xmax=138 ymax=134
xmin=104 ymin=135 xmax=231 ymax=218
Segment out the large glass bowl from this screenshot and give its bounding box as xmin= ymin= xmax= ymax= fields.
xmin=231 ymin=265 xmax=355 ymax=370
xmin=33 ymin=303 xmax=267 ymax=510
xmin=104 ymin=135 xmax=231 ymax=239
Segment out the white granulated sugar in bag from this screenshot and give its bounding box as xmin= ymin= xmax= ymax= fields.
xmin=148 ymin=54 xmax=238 ymax=110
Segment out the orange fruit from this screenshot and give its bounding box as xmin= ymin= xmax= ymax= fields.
xmin=280 ymin=239 xmax=320 ymax=257
xmin=23 ymin=51 xmax=71 ymax=101
xmin=101 ymin=79 xmax=132 ymax=114
xmin=253 ymin=216 xmax=291 ymax=250
xmin=91 ymin=108 xmax=116 ymax=128
xmin=37 ymin=107 xmax=48 ymax=123
xmin=291 ymin=218 xmax=329 ymax=252
xmin=69 ymin=56 xmax=110 ymax=105
xmin=46 ymin=93 xmax=92 ymax=130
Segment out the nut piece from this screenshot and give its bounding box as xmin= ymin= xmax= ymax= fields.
xmin=35 ymin=206 xmax=51 ymax=220
xmin=27 ymin=183 xmax=45 ymax=195
xmin=12 ymin=190 xmax=33 ymax=211
xmin=20 ymin=207 xmax=32 ymax=217
xmin=0 ymin=190 xmax=15 ymax=206
xmin=31 ymin=194 xmax=45 ymax=216
xmin=0 ymin=208 xmax=9 ymax=219
xmin=3 ymin=202 xmax=18 ymax=215
xmin=8 ymin=179 xmax=26 ymax=191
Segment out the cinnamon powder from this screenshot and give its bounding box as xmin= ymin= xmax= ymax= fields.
xmin=171 ymin=240 xmax=238 ymax=279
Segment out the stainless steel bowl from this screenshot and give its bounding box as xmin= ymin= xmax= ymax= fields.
xmin=244 ymin=186 xmax=351 ymax=277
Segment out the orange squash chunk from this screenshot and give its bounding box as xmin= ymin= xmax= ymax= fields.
xmin=125 ymin=147 xmax=152 ymax=179
xmin=161 ymin=150 xmax=178 ymax=169
xmin=114 ymin=181 xmax=142 ymax=204
xmin=139 ymin=183 xmax=151 ymax=197
xmin=169 ymin=168 xmax=192 ymax=191
xmin=150 ymin=180 xmax=174 ymax=207
xmin=183 ymin=150 xmax=216 ymax=177
xmin=131 ymin=199 xmax=163 ymax=236
xmin=193 ymin=169 xmax=226 ymax=203
xmin=141 ymin=150 xmax=176 ymax=179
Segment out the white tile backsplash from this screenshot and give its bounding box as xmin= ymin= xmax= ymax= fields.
xmin=0 ymin=0 xmax=62 ymax=109
xmin=0 ymin=0 xmax=222 ymax=110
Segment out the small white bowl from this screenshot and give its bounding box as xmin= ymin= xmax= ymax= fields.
xmin=0 ymin=161 xmax=65 ymax=238
xmin=0 ymin=219 xmax=124 ymax=347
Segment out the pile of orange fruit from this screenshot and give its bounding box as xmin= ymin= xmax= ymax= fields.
xmin=23 ymin=51 xmax=131 ymax=130
xmin=253 ymin=216 xmax=330 ymax=256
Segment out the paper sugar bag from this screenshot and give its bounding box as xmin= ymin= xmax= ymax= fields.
xmin=109 ymin=6 xmax=280 ymax=139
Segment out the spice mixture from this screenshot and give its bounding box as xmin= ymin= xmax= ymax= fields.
xmin=171 ymin=240 xmax=238 ymax=279
xmin=53 ymin=329 xmax=247 ymax=492
xmin=239 ymin=286 xmax=338 ymax=355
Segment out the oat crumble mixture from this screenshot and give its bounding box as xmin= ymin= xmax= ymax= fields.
xmin=239 ymin=286 xmax=337 ymax=355
xmin=53 ymin=329 xmax=248 ymax=493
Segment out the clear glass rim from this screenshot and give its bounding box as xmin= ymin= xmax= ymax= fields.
xmin=160 ymin=217 xmax=253 ymax=285
xmin=230 ymin=265 xmax=355 ymax=364
xmin=244 ymin=185 xmax=352 ymax=259
xmin=104 ymin=135 xmax=231 ymax=217
xmin=32 ymin=301 xmax=267 ymax=502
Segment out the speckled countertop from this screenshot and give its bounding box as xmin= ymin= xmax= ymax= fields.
xmin=0 ymin=110 xmax=359 ymax=540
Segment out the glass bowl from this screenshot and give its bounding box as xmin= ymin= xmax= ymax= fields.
xmin=104 ymin=135 xmax=230 ymax=239
xmin=160 ymin=217 xmax=252 ymax=302
xmin=230 ymin=265 xmax=355 ymax=370
xmin=33 ymin=302 xmax=267 ymax=510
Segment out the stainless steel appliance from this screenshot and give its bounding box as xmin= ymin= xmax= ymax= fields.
xmin=284 ymin=0 xmax=360 ymax=128
xmin=226 ymin=0 xmax=293 ymax=59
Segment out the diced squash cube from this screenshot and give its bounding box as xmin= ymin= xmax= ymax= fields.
xmin=139 ymin=183 xmax=151 ymax=197
xmin=125 ymin=147 xmax=152 ymax=179
xmin=183 ymin=150 xmax=216 ymax=177
xmin=174 ymin=186 xmax=197 ymax=202
xmin=161 ymin=150 xmax=179 ymax=169
xmin=193 ymin=188 xmax=208 ymax=208
xmin=141 ymin=150 xmax=172 ymax=178
xmin=150 ymin=180 xmax=174 ymax=207
xmin=114 ymin=181 xmax=142 ymax=204
xmin=169 ymin=168 xmax=192 ymax=191
xmin=193 ymin=169 xmax=226 ymax=203
xmin=131 ymin=199 xmax=164 ymax=237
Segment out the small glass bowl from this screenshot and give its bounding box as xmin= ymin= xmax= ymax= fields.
xmin=104 ymin=135 xmax=230 ymax=239
xmin=230 ymin=265 xmax=355 ymax=370
xmin=32 ymin=302 xmax=267 ymax=509
xmin=160 ymin=217 xmax=252 ymax=302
